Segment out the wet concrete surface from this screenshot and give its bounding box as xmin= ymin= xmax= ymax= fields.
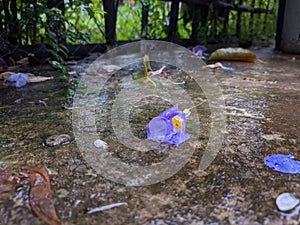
xmin=0 ymin=47 xmax=300 ymax=225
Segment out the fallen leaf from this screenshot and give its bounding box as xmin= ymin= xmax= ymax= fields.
xmin=202 ymin=62 xmax=234 ymax=71
xmin=98 ymin=65 xmax=122 ymax=73
xmin=202 ymin=62 xmax=223 ymax=69
xmin=208 ymin=47 xmax=257 ymax=62
xmin=26 ymin=76 xmax=53 ymax=83
xmin=16 ymin=57 xmax=29 ymax=65
xmin=0 ymin=71 xmax=12 ymax=80
xmin=148 ymin=66 xmax=166 ymax=76
xmin=162 ymin=71 xmax=173 ymax=79
xmin=0 ymin=170 xmax=21 ymax=193
xmin=23 ymin=166 xmax=63 ymax=225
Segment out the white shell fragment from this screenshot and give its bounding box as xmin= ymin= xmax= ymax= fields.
xmin=86 ymin=202 xmax=128 ymax=214
xmin=276 ymin=192 xmax=300 ymax=212
xmin=94 ymin=139 xmax=108 ymax=149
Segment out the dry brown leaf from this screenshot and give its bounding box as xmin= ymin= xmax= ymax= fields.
xmin=202 ymin=62 xmax=223 ymax=69
xmin=208 ymin=47 xmax=257 ymax=62
xmin=0 ymin=170 xmax=21 ymax=193
xmin=0 ymin=71 xmax=12 ymax=80
xmin=16 ymin=57 xmax=29 ymax=65
xmin=98 ymin=65 xmax=122 ymax=72
xmin=23 ymin=166 xmax=63 ymax=225
xmin=148 ymin=66 xmax=166 ymax=76
xmin=26 ymin=76 xmax=53 ymax=83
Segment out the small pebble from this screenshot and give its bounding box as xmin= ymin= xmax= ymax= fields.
xmin=45 ymin=134 xmax=71 ymax=147
xmin=57 ymin=188 xmax=69 ymax=198
xmin=276 ymin=192 xmax=300 ymax=212
xmin=94 ymin=139 xmax=108 ymax=149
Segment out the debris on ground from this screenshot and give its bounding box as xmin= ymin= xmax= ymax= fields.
xmin=192 ymin=45 xmax=208 ymax=59
xmin=264 ymin=154 xmax=300 ymax=174
xmin=45 ymin=134 xmax=71 ymax=147
xmin=202 ymin=62 xmax=234 ymax=71
xmin=3 ymin=72 xmax=34 ymax=87
xmin=0 ymin=170 xmax=27 ymax=193
xmin=98 ymin=65 xmax=123 ymax=73
xmin=276 ymin=193 xmax=300 ymax=212
xmin=1 ymin=72 xmax=53 ymax=87
xmin=208 ymin=47 xmax=258 ymax=62
xmin=23 ymin=166 xmax=63 ymax=225
xmin=94 ymin=139 xmax=108 ymax=149
xmin=86 ymin=202 xmax=128 ymax=214
xmin=146 ymin=104 xmax=190 ymax=146
xmin=148 ymin=66 xmax=166 ymax=76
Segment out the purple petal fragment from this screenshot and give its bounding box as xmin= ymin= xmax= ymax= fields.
xmin=4 ymin=73 xmax=34 ymax=87
xmin=192 ymin=45 xmax=208 ymax=58
xmin=146 ymin=104 xmax=190 ymax=146
xmin=264 ymin=154 xmax=300 ymax=174
xmin=219 ymin=64 xmax=234 ymax=71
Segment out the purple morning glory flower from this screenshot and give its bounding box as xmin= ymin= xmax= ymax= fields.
xmin=264 ymin=154 xmax=300 ymax=174
xmin=146 ymin=104 xmax=190 ymax=146
xmin=4 ymin=73 xmax=34 ymax=87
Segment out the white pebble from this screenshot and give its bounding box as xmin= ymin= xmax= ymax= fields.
xmin=94 ymin=139 xmax=108 ymax=149
xmin=276 ymin=192 xmax=300 ymax=211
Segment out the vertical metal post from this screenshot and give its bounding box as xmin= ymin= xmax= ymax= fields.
xmin=236 ymin=0 xmax=244 ymax=39
xmin=141 ymin=2 xmax=149 ymax=39
xmin=168 ymin=0 xmax=180 ymax=42
xmin=275 ymin=0 xmax=286 ymax=50
xmin=222 ymin=0 xmax=232 ymax=40
xmin=191 ymin=4 xmax=201 ymax=44
xmin=249 ymin=0 xmax=256 ymax=39
xmin=103 ymin=0 xmax=118 ymax=46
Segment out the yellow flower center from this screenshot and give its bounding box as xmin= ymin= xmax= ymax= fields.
xmin=172 ymin=115 xmax=182 ymax=130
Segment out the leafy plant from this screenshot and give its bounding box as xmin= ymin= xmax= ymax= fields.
xmin=41 ymin=2 xmax=104 ymax=98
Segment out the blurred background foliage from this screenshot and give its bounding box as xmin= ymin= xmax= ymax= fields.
xmin=0 ymin=0 xmax=278 ymax=45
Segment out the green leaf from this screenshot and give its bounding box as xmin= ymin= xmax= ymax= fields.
xmin=63 ymin=88 xmax=75 ymax=97
xmin=58 ymin=44 xmax=69 ymax=55
xmin=48 ymin=50 xmax=61 ymax=60
xmin=132 ymin=71 xmax=147 ymax=80
xmin=56 ymin=73 xmax=68 ymax=81
xmin=71 ymin=79 xmax=79 ymax=87
xmin=143 ymin=54 xmax=152 ymax=72
xmin=49 ymin=60 xmax=68 ymax=72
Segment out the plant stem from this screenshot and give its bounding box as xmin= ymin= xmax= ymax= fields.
xmin=186 ymin=100 xmax=207 ymax=111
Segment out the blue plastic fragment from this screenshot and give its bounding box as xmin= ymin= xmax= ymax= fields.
xmin=146 ymin=104 xmax=190 ymax=146
xmin=264 ymin=154 xmax=300 ymax=174
xmin=4 ymin=73 xmax=34 ymax=87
